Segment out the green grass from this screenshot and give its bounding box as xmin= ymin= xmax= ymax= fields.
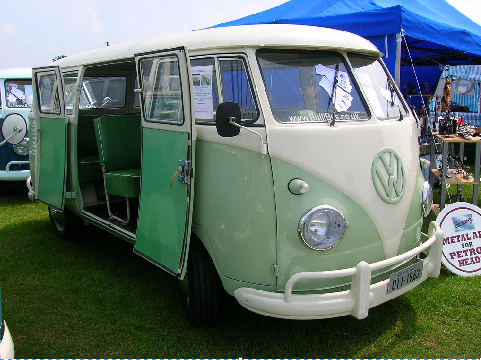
xmin=1 ymin=182 xmax=481 ymax=358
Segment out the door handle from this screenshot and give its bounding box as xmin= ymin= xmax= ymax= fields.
xmin=170 ymin=166 xmax=183 ymax=189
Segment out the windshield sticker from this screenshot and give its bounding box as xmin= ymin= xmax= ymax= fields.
xmin=192 ymin=65 xmax=214 ymax=119
xmin=316 ymin=64 xmax=352 ymax=93
xmin=334 ymin=87 xmax=353 ymax=112
xmin=316 ymin=64 xmax=353 ymax=111
xmin=288 ymin=112 xmax=361 ymax=122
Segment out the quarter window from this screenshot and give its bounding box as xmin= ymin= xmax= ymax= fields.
xmin=37 ymin=72 xmax=61 ymax=114
xmin=140 ymin=56 xmax=184 ymax=123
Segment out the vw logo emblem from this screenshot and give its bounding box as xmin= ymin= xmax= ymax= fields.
xmin=372 ymin=148 xmax=406 ymax=204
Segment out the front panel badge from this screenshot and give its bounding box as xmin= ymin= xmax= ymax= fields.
xmin=372 ymin=148 xmax=405 ymax=204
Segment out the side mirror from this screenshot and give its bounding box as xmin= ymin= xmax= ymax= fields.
xmin=0 ymin=113 xmax=27 ymax=147
xmin=216 ymin=102 xmax=241 ymax=137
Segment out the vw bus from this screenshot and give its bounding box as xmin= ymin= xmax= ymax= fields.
xmin=28 ymin=24 xmax=443 ymax=326
xmin=0 ymin=68 xmax=32 ymax=185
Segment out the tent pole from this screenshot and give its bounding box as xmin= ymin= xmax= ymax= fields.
xmin=395 ymin=33 xmax=402 ymax=86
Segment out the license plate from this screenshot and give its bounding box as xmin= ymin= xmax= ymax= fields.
xmin=387 ymin=260 xmax=423 ymax=294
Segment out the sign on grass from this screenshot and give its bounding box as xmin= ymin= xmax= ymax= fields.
xmin=437 ymin=202 xmax=481 ymax=276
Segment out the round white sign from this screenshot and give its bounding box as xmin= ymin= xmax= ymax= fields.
xmin=437 ymin=202 xmax=481 ymax=276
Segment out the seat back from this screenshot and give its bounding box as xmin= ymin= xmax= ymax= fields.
xmin=93 ymin=115 xmax=141 ymax=172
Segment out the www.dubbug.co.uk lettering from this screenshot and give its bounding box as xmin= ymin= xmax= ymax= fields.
xmin=288 ymin=112 xmax=361 ymax=122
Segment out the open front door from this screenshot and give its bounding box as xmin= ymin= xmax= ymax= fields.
xmin=134 ymin=48 xmax=195 ymax=278
xmin=33 ymin=67 xmax=67 ymax=210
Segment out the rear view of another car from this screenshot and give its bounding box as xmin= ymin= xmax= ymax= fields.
xmin=0 ymin=284 xmax=14 ymax=359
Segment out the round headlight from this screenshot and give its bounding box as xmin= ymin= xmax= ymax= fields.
xmin=299 ymin=205 xmax=347 ymax=250
xmin=13 ymin=139 xmax=29 ymax=156
xmin=422 ymin=181 xmax=433 ymax=217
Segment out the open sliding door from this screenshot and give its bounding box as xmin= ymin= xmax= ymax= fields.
xmin=134 ymin=48 xmax=195 ymax=279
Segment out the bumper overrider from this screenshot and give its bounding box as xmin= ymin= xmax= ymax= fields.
xmin=234 ymin=221 xmax=443 ymax=320
xmin=0 ymin=320 xmax=14 ymax=359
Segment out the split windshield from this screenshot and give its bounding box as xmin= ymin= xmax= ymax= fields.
xmin=348 ymin=54 xmax=408 ymax=120
xmin=258 ymin=50 xmax=368 ymax=123
xmin=4 ymin=80 xmax=32 ymax=108
xmin=257 ymin=50 xmax=407 ymax=123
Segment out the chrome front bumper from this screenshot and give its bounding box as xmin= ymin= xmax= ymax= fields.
xmin=0 ymin=160 xmax=30 ymax=181
xmin=234 ymin=221 xmax=443 ymax=320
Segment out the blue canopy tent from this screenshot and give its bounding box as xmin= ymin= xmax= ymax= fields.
xmin=213 ymin=0 xmax=481 ymax=97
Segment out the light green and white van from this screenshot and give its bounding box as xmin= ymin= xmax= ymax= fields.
xmin=28 ymin=24 xmax=443 ymax=326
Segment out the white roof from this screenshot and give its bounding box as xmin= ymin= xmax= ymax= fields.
xmin=50 ymin=24 xmax=381 ymax=69
xmin=0 ymin=68 xmax=32 ymax=79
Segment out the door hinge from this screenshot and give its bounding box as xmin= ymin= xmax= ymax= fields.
xmin=271 ymin=264 xmax=279 ymax=277
xmin=65 ymin=192 xmax=77 ymax=199
xmin=177 ymin=160 xmax=191 ymax=185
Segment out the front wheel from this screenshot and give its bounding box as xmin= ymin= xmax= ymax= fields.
xmin=186 ymin=238 xmax=222 ymax=327
xmin=48 ymin=207 xmax=83 ymax=240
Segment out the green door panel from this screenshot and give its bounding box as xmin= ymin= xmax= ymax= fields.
xmin=134 ymin=128 xmax=191 ymax=276
xmin=37 ymin=116 xmax=66 ymax=209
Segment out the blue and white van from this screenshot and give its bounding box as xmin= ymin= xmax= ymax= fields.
xmin=0 ymin=68 xmax=32 ymax=183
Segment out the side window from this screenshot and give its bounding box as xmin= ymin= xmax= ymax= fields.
xmin=219 ymin=58 xmax=258 ymax=122
xmin=5 ymin=80 xmax=32 ymax=108
xmin=134 ymin=77 xmax=141 ymax=107
xmin=140 ymin=56 xmax=184 ymax=123
xmin=63 ymin=73 xmax=78 ymax=115
xmin=37 ymin=72 xmax=61 ymax=114
xmin=80 ymin=77 xmax=127 ymax=109
xmin=190 ymin=56 xmax=259 ymax=124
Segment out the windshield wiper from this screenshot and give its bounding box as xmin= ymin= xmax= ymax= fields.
xmin=387 ymin=78 xmax=403 ymax=121
xmin=329 ymin=64 xmax=339 ymax=127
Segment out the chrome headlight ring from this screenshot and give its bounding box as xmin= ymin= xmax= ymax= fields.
xmin=13 ymin=138 xmax=29 ymax=156
xmin=298 ymin=205 xmax=347 ymax=251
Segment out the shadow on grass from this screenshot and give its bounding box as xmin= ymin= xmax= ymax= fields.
xmin=1 ymin=204 xmax=423 ymax=358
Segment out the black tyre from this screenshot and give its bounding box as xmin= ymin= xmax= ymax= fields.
xmin=186 ymin=238 xmax=222 ymax=327
xmin=48 ymin=206 xmax=83 ymax=240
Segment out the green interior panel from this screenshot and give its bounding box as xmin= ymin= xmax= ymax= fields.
xmin=93 ymin=115 xmax=142 ymax=198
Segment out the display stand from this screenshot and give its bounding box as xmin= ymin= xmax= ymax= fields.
xmin=430 ymin=133 xmax=481 ymax=215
